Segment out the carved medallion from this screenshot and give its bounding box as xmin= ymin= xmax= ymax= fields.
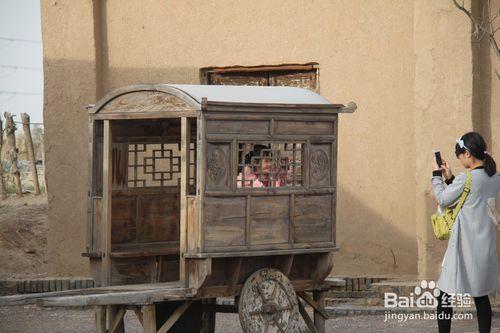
xmin=311 ymin=149 xmax=329 ymax=181
xmin=207 ymin=147 xmax=227 ymax=184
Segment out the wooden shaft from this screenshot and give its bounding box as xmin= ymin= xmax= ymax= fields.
xmin=94 ymin=305 xmax=106 ymax=333
xmin=21 ymin=113 xmax=40 ymax=194
xmin=142 ymin=304 xmax=156 ymax=333
xmin=4 ymin=112 xmax=22 ymax=196
xmin=157 ymin=300 xmax=192 ymax=333
xmin=0 ymin=118 xmax=6 ymax=199
xmin=313 ymin=291 xmax=326 ymax=333
xmin=107 ymin=305 xmax=125 ymax=333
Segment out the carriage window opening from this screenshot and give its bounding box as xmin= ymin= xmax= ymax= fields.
xmin=237 ymin=142 xmax=303 ymax=188
xmin=128 ymin=143 xmax=196 ymax=188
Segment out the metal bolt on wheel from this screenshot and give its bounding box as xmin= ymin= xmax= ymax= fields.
xmin=238 ymin=268 xmax=301 ymax=333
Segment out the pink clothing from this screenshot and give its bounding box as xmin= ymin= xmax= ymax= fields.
xmin=237 ymin=165 xmax=289 ymax=188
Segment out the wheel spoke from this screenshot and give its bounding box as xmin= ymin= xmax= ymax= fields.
xmin=263 ymin=319 xmax=270 ymax=333
xmin=249 ymin=310 xmax=265 ymax=316
xmin=271 ymin=280 xmax=279 ymax=301
xmin=275 ymin=305 xmax=293 ymax=312
xmin=272 ymin=318 xmax=286 ymax=333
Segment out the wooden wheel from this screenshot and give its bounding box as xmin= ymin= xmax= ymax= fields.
xmin=238 ymin=268 xmax=301 ymax=333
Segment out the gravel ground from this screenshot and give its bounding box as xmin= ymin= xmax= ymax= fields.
xmin=1 ymin=305 xmax=500 ymax=333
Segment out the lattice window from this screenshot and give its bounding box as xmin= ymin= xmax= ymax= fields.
xmin=128 ymin=143 xmax=196 ymax=188
xmin=237 ymin=142 xmax=303 ymax=188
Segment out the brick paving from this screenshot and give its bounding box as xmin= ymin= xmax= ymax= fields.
xmin=1 ymin=305 xmax=500 ymax=333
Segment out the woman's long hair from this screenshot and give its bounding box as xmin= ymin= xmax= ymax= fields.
xmin=455 ymin=132 xmax=497 ymax=177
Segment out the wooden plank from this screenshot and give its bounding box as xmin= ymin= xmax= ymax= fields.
xmin=312 ymin=253 xmax=335 ymax=288
xmin=298 ymin=298 xmax=319 ymax=333
xmin=188 ymin=259 xmax=212 ymax=290
xmin=93 ymin=110 xmax=197 ymax=120
xmin=204 ymin=114 xmax=338 ymax=122
xmin=180 ymin=117 xmax=190 ymax=287
xmin=94 ymin=306 xmax=106 ymax=333
xmin=204 ymin=102 xmax=344 ymax=114
xmin=40 ymin=287 xmax=194 ymax=307
xmin=111 ymin=196 xmax=137 ymax=244
xmin=187 ymin=197 xmax=197 ymax=253
xmin=92 ymin=197 xmax=103 ymax=252
xmin=138 ymin=194 xmax=180 ymax=242
xmin=133 ymin=308 xmax=144 ymax=327
xmin=0 ymin=280 xmax=188 ymax=306
xmin=294 ymin=195 xmax=332 ymax=243
xmin=109 ymin=248 xmax=178 ymax=258
xmin=206 ymin=120 xmax=269 ymax=135
xmin=274 ymin=120 xmax=333 ymax=135
xmin=227 ymin=257 xmax=242 ymax=295
xmin=245 ymin=195 xmax=251 ymax=247
xmin=157 ymin=300 xmax=193 ymax=333
xmin=313 ymin=291 xmax=327 ymax=333
xmin=200 ymin=299 xmax=217 ymax=333
xmin=108 ymin=305 xmax=125 ymax=333
xmin=102 ymin=120 xmax=113 ymax=286
xmin=197 ymin=109 xmax=206 ymax=252
xmin=249 ymin=196 xmax=289 ymax=245
xmin=276 ymin=254 xmax=294 ymax=276
xmin=184 ymin=247 xmax=338 ymax=259
xmin=142 ymin=304 xmax=156 ymax=333
xmin=204 ymin=63 xmax=318 ymax=74
xmin=289 ymin=194 xmax=295 ymax=245
xmin=204 ymin=197 xmax=246 ymax=248
xmin=205 ymin=187 xmax=335 ymax=197
xmin=297 ymin=291 xmax=329 ymax=319
xmin=206 ymin=134 xmax=336 ymax=142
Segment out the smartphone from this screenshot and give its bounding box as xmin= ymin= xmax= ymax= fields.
xmin=434 ymin=150 xmax=443 ymax=169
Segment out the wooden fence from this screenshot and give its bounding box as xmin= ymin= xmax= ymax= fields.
xmin=0 ymin=112 xmax=43 ymax=199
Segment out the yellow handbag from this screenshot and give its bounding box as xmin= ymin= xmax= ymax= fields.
xmin=431 ymin=172 xmax=472 ymax=240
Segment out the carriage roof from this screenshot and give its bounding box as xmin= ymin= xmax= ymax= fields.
xmin=89 ymin=84 xmax=351 ymax=118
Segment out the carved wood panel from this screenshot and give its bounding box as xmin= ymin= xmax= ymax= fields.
xmin=206 ymin=143 xmax=230 ymax=189
xmin=310 ymin=144 xmax=331 ymax=188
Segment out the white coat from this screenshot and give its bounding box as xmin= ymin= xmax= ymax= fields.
xmin=431 ymin=168 xmax=499 ymax=297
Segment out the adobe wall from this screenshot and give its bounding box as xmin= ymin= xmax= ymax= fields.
xmin=40 ymin=0 xmax=492 ymax=279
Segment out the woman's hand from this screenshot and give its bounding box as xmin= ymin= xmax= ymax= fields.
xmin=441 ymin=159 xmax=453 ymax=180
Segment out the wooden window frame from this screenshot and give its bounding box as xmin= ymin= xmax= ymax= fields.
xmin=199 ymin=63 xmax=320 ymax=92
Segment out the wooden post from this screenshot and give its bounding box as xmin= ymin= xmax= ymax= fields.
xmin=313 ymin=291 xmax=326 ymax=333
xmin=180 ymin=117 xmax=190 ymax=286
xmin=94 ymin=305 xmax=106 ymax=333
xmin=21 ymin=113 xmax=40 ymax=195
xmin=4 ymin=112 xmax=22 ymax=196
xmin=0 ymin=118 xmax=6 ymax=199
xmin=102 ymin=120 xmax=112 ymax=286
xmin=142 ymin=304 xmax=156 ymax=333
xmin=107 ymin=305 xmax=125 ymax=333
xmin=201 ymin=298 xmax=216 ymax=333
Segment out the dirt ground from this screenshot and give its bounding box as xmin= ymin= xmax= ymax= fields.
xmin=0 ymin=194 xmax=48 ymax=279
xmin=0 ymin=305 xmax=499 ymax=333
xmin=1 ymin=195 xmax=500 ymax=332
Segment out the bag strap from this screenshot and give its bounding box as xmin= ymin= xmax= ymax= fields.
xmin=451 ymin=172 xmax=472 ymax=220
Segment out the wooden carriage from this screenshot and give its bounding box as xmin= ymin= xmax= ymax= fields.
xmin=1 ymin=84 xmax=356 ymax=333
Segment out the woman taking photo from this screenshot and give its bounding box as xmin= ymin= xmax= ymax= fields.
xmin=432 ymin=132 xmax=499 ymax=333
